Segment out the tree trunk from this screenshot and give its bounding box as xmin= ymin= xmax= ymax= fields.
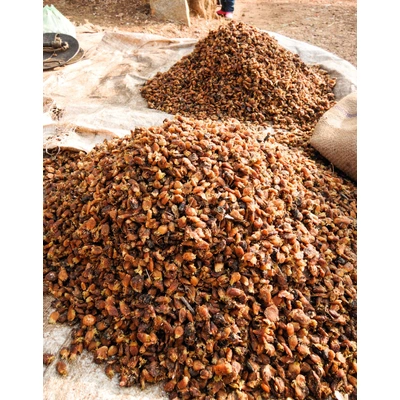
xmin=188 ymin=0 xmax=217 ymax=19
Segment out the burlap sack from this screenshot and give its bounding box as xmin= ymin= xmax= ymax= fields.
xmin=310 ymin=91 xmax=357 ymax=181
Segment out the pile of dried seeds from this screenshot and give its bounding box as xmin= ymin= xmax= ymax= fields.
xmin=43 ymin=116 xmax=357 ymax=400
xmin=140 ymin=21 xmax=336 ymax=132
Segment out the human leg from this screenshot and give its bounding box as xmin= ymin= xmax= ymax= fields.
xmin=220 ymin=0 xmax=234 ymax=12
xmin=217 ymin=0 xmax=234 ymax=17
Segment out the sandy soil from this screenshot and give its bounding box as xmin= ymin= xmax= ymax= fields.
xmin=43 ymin=0 xmax=357 ymax=66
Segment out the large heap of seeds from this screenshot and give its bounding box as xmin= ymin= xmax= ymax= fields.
xmin=43 ymin=116 xmax=357 ymax=400
xmin=140 ymin=21 xmax=336 ymax=132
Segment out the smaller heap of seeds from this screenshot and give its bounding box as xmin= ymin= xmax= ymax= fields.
xmin=140 ymin=21 xmax=336 ymax=132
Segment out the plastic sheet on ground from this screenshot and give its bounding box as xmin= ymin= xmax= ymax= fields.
xmin=43 ymin=24 xmax=357 ymax=153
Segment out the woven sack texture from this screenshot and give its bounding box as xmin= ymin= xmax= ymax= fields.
xmin=310 ymin=91 xmax=357 ymax=181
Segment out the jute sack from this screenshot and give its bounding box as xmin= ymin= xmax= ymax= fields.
xmin=310 ymin=91 xmax=357 ymax=181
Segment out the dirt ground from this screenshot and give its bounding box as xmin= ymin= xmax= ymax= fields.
xmin=43 ymin=0 xmax=357 ymax=67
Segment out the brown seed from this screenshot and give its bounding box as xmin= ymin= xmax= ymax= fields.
xmin=286 ymin=322 xmax=295 ymax=336
xmin=82 ymin=314 xmax=96 ymax=327
xmin=96 ymin=321 xmax=108 ymax=331
xmin=58 ymin=268 xmax=68 ymax=282
xmin=226 ymin=287 xmax=245 ymax=298
xmin=290 ymin=309 xmax=312 ymax=326
xmin=177 ymin=376 xmax=189 ymax=390
xmin=44 ymin=271 xmax=57 ymax=282
xmin=297 ymin=344 xmax=310 ymax=357
xmin=288 ymin=335 xmax=298 ymax=350
xmin=164 ymin=379 xmax=176 ymax=392
xmin=59 ymin=347 xmax=70 ymax=360
xmin=49 ymin=311 xmax=60 ymax=324
xmin=105 ymin=364 xmax=115 ymax=379
xmin=142 ymin=197 xmax=153 ymax=211
xmin=333 ymin=216 xmax=353 ymax=226
xmin=67 ymin=306 xmax=76 ymax=322
xmin=43 ymin=353 xmax=55 ymax=366
xmin=229 ymin=272 xmax=241 ymax=285
xmin=214 ymin=262 xmax=224 ymax=272
xmin=108 ymin=345 xmax=118 ymax=357
xmin=213 ymin=359 xmax=233 ymax=376
xmin=95 ymin=346 xmax=109 ymax=361
xmin=56 ymin=361 xmax=68 ymax=376
xmin=192 ymin=360 xmax=205 ymax=371
xmin=183 ymin=252 xmax=196 ymax=261
xmin=288 ymin=362 xmax=301 ymax=378
xmin=197 ymin=305 xmax=211 ymax=320
xmin=292 ymin=374 xmax=308 ymax=399
xmin=85 ymin=217 xmax=97 ymax=230
xmin=155 ymin=225 xmax=168 ymax=235
xmin=190 ymin=276 xmax=199 ymax=286
xmin=348 ymin=374 xmax=357 ymax=387
xmin=174 ymin=325 xmax=184 ymax=339
xmin=265 ymin=304 xmax=279 ymax=322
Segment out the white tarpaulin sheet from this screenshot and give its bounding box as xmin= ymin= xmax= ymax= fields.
xmin=43 ymin=24 xmax=356 ymax=400
xmin=43 ymin=24 xmax=356 ymax=153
